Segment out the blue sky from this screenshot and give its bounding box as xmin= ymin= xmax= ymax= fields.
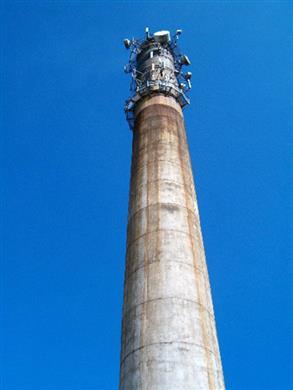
xmin=1 ymin=1 xmax=292 ymax=389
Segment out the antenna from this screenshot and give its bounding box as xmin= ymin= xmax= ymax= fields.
xmin=123 ymin=28 xmax=192 ymax=129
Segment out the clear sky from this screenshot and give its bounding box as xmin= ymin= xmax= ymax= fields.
xmin=1 ymin=1 xmax=292 ymax=389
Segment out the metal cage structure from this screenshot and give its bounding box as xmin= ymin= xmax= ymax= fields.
xmin=123 ymin=28 xmax=192 ymax=129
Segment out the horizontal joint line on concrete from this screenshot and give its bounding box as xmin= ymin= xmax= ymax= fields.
xmin=120 ymin=340 xmax=217 ymax=368
xmin=130 ymin=178 xmax=196 ymax=201
xmin=135 ymin=111 xmax=183 ymax=125
xmin=128 ymin=201 xmax=199 ymax=224
xmin=119 ymin=364 xmax=224 ymax=387
xmin=136 ymin=113 xmax=182 ymax=123
xmin=125 ymin=259 xmax=205 ymax=285
xmin=133 ymin=140 xmax=188 ymax=156
xmin=122 ymin=296 xmax=215 ymax=321
xmin=126 ymin=228 xmax=202 ymax=250
xmin=131 ymin=159 xmax=192 ymax=178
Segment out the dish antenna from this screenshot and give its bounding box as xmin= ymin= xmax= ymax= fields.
xmin=123 ymin=39 xmax=131 ymax=49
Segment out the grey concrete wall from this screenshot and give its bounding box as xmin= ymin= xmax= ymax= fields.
xmin=120 ymin=95 xmax=225 ymax=389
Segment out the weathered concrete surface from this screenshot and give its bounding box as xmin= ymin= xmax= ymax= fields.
xmin=120 ymin=95 xmax=225 ymax=389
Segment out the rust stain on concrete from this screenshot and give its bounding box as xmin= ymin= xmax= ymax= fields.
xmin=120 ymin=95 xmax=225 ymax=389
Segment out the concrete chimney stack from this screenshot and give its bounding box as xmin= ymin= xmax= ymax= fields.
xmin=120 ymin=28 xmax=225 ymax=389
